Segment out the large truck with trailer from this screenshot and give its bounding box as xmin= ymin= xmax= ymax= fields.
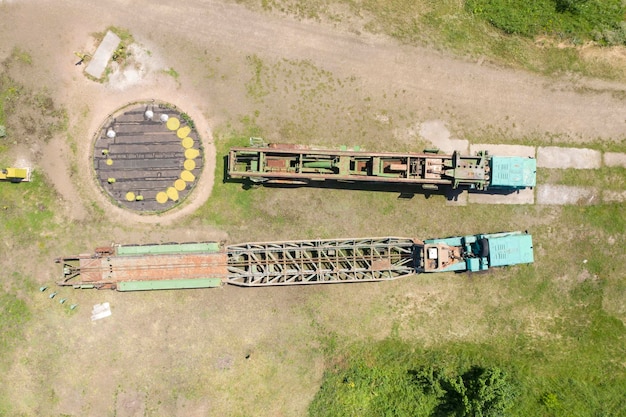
xmin=56 ymin=231 xmax=533 ymax=291
xmin=227 ymin=140 xmax=536 ymax=192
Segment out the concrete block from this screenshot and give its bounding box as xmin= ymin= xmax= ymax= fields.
xmin=536 ymin=185 xmax=599 ymax=205
xmin=603 ymin=152 xmax=626 ymax=168
xmin=603 ymin=190 xmax=626 ymax=203
xmin=468 ymin=188 xmax=534 ymax=205
xmin=470 ymin=144 xmax=535 ymax=158
xmin=537 ymin=146 xmax=601 ymax=169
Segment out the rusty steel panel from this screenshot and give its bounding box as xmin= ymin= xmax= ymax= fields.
xmin=78 ymin=253 xmax=228 ymax=284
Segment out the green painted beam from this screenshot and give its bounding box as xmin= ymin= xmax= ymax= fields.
xmin=116 ymin=242 xmax=221 ymax=256
xmin=117 ymin=278 xmax=223 ymax=291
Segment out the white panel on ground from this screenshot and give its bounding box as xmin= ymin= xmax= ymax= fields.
xmin=537 ymin=147 xmax=601 ymax=169
xmin=85 ymin=31 xmax=121 ymax=79
xmin=91 ymin=302 xmax=112 ymax=321
xmin=536 ymin=185 xmax=599 ymax=205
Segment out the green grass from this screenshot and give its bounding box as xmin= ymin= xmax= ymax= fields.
xmin=246 ymin=54 xmax=272 ymax=100
xmin=0 ymin=290 xmax=31 ymax=416
xmin=0 ymin=291 xmax=31 ymax=354
xmin=0 ymin=6 xmax=624 ymax=415
xmin=538 ymin=166 xmax=626 ymax=190
xmin=466 ymin=0 xmax=626 ymax=45
xmin=309 ymin=269 xmax=626 ymax=416
xmin=191 ymin=121 xmax=264 ymax=227
xmin=0 ymin=170 xmax=58 ymax=246
xmin=184 ymin=152 xmax=624 ymax=417
xmin=246 ymin=0 xmax=626 ymax=81
xmin=310 ymin=329 xmax=626 ymax=416
xmin=165 ymin=67 xmax=180 ymax=79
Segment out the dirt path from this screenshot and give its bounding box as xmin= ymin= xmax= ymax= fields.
xmin=42 ymin=0 xmax=626 ymax=141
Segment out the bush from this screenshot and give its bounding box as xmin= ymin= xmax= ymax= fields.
xmin=309 ymin=340 xmax=516 ymax=417
xmin=466 ymin=0 xmax=626 ymax=45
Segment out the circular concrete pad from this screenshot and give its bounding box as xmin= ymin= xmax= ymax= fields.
xmin=93 ymin=101 xmax=204 ymax=212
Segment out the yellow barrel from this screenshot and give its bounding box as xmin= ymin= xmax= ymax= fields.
xmin=166 ymin=117 xmax=180 ymax=131
xmin=181 ymin=137 xmax=194 ymax=149
xmin=166 ymin=187 xmax=179 ymax=201
xmin=181 ymin=170 xmax=195 ymax=182
xmin=156 ymin=191 xmax=168 ymax=204
xmin=185 ymin=148 xmax=200 ymax=159
xmin=174 ymin=179 xmax=186 ymax=191
xmin=177 ymin=126 xmax=191 ymax=139
xmin=184 ymin=159 xmax=196 ymax=171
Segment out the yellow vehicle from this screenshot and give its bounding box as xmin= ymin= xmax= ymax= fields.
xmin=0 ymin=167 xmax=31 ymax=183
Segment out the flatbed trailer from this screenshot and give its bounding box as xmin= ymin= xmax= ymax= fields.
xmin=227 ymin=142 xmax=536 ymax=191
xmin=56 ymin=232 xmax=533 ymax=291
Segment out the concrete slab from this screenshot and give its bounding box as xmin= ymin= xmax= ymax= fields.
xmin=468 ymin=188 xmax=534 ymax=205
xmin=604 ymin=152 xmax=626 ymax=168
xmin=419 ymin=120 xmax=468 ymax=154
xmin=86 ymin=31 xmax=121 ymax=79
xmin=537 ymin=146 xmax=601 ymax=169
xmin=470 ymin=144 xmax=535 ymax=158
xmin=603 ymin=190 xmax=626 ymax=203
xmin=536 ymin=185 xmax=600 ymax=205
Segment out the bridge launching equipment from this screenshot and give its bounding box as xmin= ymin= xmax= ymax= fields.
xmin=56 ymin=232 xmax=533 ymax=291
xmin=227 ymin=141 xmax=536 ymax=191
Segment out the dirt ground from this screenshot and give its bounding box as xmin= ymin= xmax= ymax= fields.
xmin=1 ymin=0 xmax=625 ymax=416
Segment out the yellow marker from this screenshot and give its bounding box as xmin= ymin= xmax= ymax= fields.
xmin=174 ymin=179 xmax=186 ymax=191
xmin=126 ymin=192 xmax=135 ymax=201
xmin=177 ymin=126 xmax=191 ymax=139
xmin=181 ymin=170 xmax=195 ymax=182
xmin=185 ymin=148 xmax=200 ymax=159
xmin=156 ymin=191 xmax=168 ymax=204
xmin=106 ymin=158 xmax=113 ymax=166
xmin=166 ymin=186 xmax=179 ymax=201
xmin=184 ymin=159 xmax=196 ymax=171
xmin=166 ymin=117 xmax=180 ymax=131
xmin=181 ymin=137 xmax=194 ymax=149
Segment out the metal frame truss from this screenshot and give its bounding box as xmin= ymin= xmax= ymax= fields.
xmin=225 ymin=237 xmax=417 ymax=286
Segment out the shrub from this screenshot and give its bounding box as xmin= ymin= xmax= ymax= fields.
xmin=466 ymin=0 xmax=626 ymax=45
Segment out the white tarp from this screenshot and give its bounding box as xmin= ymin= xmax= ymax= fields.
xmin=91 ymin=302 xmax=112 ymax=321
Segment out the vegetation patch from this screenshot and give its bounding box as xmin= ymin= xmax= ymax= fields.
xmin=0 ymin=291 xmax=31 ymax=354
xmin=466 ymin=0 xmax=626 ymax=45
xmin=246 ymin=0 xmax=626 ymax=80
xmin=310 ymin=339 xmax=515 ymax=416
xmin=310 ymin=328 xmax=626 ymax=416
xmin=0 ymin=56 xmax=67 ymax=142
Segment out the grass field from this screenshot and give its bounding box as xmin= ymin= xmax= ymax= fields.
xmin=0 ymin=1 xmax=625 ymax=416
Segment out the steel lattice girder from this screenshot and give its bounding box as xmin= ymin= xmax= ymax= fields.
xmin=225 ymin=237 xmax=417 ymax=286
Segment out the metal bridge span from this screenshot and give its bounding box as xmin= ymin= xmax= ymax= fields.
xmin=57 ymin=238 xmax=418 ymax=291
